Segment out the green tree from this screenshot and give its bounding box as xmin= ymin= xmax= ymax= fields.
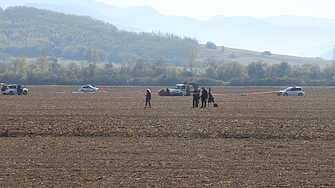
xmin=50 ymin=58 xmax=61 ymax=75
xmin=133 ymin=58 xmax=148 ymax=77
xmin=218 ymin=61 xmax=245 ymax=81
xmin=187 ymin=49 xmax=197 ymax=74
xmin=277 ymin=61 xmax=292 ymax=77
xmin=247 ymin=60 xmax=268 ymax=79
xmin=221 ymin=46 xmax=225 ymax=53
xmin=36 ymin=54 xmax=48 ymax=74
xmin=12 ymin=55 xmax=26 ymax=78
xmin=305 ymin=63 xmax=321 ymax=80
xmin=92 ymin=49 xmax=100 ymax=70
xmin=203 ymin=54 xmax=218 ymax=79
xmin=322 ymin=63 xmax=334 ymax=81
xmin=154 ymin=57 xmax=167 ymax=67
xmin=67 ymin=62 xmax=80 ymax=76
xmin=291 ymin=65 xmax=304 ymax=79
xmin=206 ymin=41 xmax=217 ymax=50
xmin=85 ymin=48 xmax=92 ymax=64
xmin=228 ymin=52 xmax=238 ymax=59
xmin=203 ymin=54 xmax=218 ymax=68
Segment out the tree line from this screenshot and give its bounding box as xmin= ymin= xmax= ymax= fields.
xmin=1 ymin=51 xmax=335 ymax=86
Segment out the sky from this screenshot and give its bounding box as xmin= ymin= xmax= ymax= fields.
xmin=94 ymin=0 xmax=335 ymax=20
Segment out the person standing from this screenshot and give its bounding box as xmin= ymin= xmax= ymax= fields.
xmin=17 ymin=84 xmax=21 ymax=95
xmin=208 ymin=87 xmax=215 ymax=105
xmin=201 ymin=87 xmax=208 ymax=108
xmin=145 ymin=89 xmax=151 ymax=108
xmin=192 ymin=88 xmax=199 ymax=108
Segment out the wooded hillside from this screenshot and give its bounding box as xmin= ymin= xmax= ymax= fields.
xmin=0 ymin=6 xmax=198 ymax=63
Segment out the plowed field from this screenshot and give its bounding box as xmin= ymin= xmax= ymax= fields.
xmin=1 ymin=86 xmax=335 ymax=187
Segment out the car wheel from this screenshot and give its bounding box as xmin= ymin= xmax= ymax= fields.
xmin=9 ymin=91 xmax=13 ymax=95
xmin=283 ymin=93 xmax=288 ymax=96
xmin=23 ymin=90 xmax=28 ymax=95
xmin=298 ymin=93 xmax=303 ymax=96
xmin=80 ymin=89 xmax=84 ymax=92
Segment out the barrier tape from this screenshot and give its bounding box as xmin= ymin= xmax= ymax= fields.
xmin=52 ymin=91 xmax=108 ymax=94
xmin=212 ymin=90 xmax=279 ymax=96
xmin=51 ymin=90 xmax=279 ymax=96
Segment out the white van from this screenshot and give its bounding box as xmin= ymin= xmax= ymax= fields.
xmin=170 ymin=83 xmax=195 ymax=96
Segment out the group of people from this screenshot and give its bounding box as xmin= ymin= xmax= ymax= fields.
xmin=192 ymin=87 xmax=214 ymax=108
xmin=145 ymin=87 xmax=214 ymax=108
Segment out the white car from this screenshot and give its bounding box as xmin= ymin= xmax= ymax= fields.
xmin=277 ymin=87 xmax=305 ymax=96
xmin=79 ymin=85 xmax=99 ymax=92
xmin=170 ymin=83 xmax=195 ymax=96
xmin=1 ymin=84 xmax=28 ymax=95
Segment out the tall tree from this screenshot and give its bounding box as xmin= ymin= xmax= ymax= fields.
xmin=203 ymin=54 xmax=218 ymax=68
xmin=12 ymin=55 xmax=26 ymax=78
xmin=277 ymin=61 xmax=292 ymax=77
xmin=154 ymin=57 xmax=167 ymax=67
xmin=37 ymin=54 xmax=47 ymax=71
xmin=85 ymin=48 xmax=92 ymax=64
xmin=134 ymin=58 xmax=148 ymax=77
xmin=92 ymin=49 xmax=100 ymax=70
xmin=218 ymin=61 xmax=245 ymax=81
xmin=203 ymin=55 xmax=218 ymax=79
xmin=247 ymin=60 xmax=268 ymax=79
xmin=221 ymin=46 xmax=225 ymax=53
xmin=187 ymin=49 xmax=197 ymax=74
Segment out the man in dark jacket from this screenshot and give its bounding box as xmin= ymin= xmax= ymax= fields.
xmin=201 ymin=87 xmax=208 ymax=108
xmin=17 ymin=84 xmax=21 ymax=95
xmin=192 ymin=89 xmax=199 ymax=108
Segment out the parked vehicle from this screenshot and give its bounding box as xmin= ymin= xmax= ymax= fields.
xmin=277 ymin=87 xmax=305 ymax=96
xmin=1 ymin=84 xmax=28 ymax=95
xmin=170 ymin=83 xmax=198 ymax=96
xmin=79 ymin=85 xmax=99 ymax=92
xmin=158 ymin=88 xmax=171 ymax=96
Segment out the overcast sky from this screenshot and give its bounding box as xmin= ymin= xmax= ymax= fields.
xmin=94 ymin=0 xmax=335 ymax=20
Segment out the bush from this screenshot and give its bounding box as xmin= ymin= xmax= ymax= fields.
xmin=205 ymin=41 xmax=217 ymax=50
xmin=228 ymin=52 xmax=238 ymax=59
xmin=262 ymin=51 xmax=272 ymax=55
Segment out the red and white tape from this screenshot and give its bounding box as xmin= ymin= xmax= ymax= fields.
xmin=212 ymin=90 xmax=279 ymax=96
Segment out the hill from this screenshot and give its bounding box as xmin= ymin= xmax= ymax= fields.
xmin=2 ymin=0 xmax=334 ymax=59
xmin=197 ymin=45 xmax=332 ymax=68
xmin=0 ymin=6 xmax=332 ymax=69
xmin=0 ymin=6 xmax=198 ymax=63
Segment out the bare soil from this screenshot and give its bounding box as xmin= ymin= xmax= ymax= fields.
xmin=1 ymin=86 xmax=335 ymax=187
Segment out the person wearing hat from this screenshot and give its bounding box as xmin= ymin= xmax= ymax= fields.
xmin=145 ymin=89 xmax=151 ymax=108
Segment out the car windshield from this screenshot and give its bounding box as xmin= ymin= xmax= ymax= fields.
xmin=173 ymin=85 xmax=181 ymax=89
xmin=284 ymin=88 xmax=291 ymax=91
